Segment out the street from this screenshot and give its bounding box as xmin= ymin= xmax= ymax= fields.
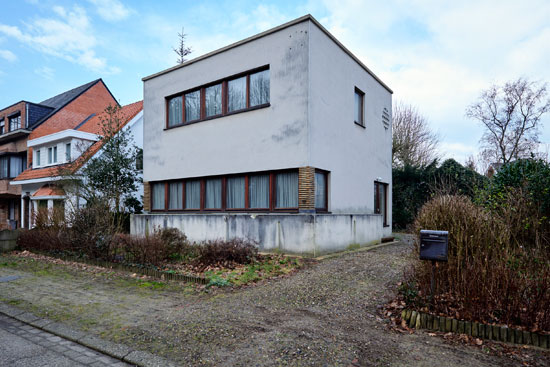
xmin=0 ymin=314 xmax=130 ymax=367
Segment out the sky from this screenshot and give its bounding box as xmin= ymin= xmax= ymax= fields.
xmin=0 ymin=0 xmax=549 ymax=165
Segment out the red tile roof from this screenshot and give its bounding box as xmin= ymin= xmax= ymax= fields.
xmin=13 ymin=101 xmax=142 ymax=182
xmin=33 ymin=185 xmax=65 ymax=197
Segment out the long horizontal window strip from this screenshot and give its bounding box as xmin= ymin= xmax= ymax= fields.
xmin=165 ymin=67 xmax=270 ymax=128
xmin=151 ymin=169 xmax=309 ymax=213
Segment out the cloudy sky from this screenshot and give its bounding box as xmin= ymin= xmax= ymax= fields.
xmin=1 ymin=0 xmax=549 ymax=164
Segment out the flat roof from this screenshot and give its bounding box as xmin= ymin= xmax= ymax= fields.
xmin=142 ymin=14 xmax=392 ymax=94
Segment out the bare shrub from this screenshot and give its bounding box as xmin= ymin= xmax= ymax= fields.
xmin=411 ymin=195 xmax=550 ymax=331
xmin=193 ymin=238 xmax=258 ymax=269
xmin=110 ymin=233 xmax=169 ymax=265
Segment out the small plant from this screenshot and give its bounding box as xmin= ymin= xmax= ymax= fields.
xmin=206 ymin=275 xmax=230 ymax=288
xmin=398 ymin=280 xmax=419 ymax=307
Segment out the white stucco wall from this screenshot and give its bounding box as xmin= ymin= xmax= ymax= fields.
xmin=143 ymin=21 xmax=310 ymax=182
xmin=140 ymin=17 xmax=392 ymax=238
xmin=131 ymin=213 xmax=385 ymax=256
xmin=307 ymin=23 xmax=392 ymax=227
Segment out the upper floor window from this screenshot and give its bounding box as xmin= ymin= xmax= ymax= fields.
xmin=250 ymin=69 xmax=270 ymax=107
xmin=9 ymin=114 xmax=21 ymax=131
xmin=0 ymin=119 xmax=4 ymax=134
xmin=354 ymin=87 xmax=365 ymax=127
xmin=36 ymin=150 xmax=41 ymax=167
xmin=65 ymin=143 xmax=71 ymax=161
xmin=0 ymin=154 xmax=25 ymax=179
xmin=166 ymin=66 xmax=270 ymax=128
xmin=228 ymin=76 xmax=246 ymax=112
xmin=167 ymin=96 xmax=183 ymax=127
xmin=205 ymin=84 xmax=222 ymax=118
xmin=48 ymin=146 xmax=57 ymax=164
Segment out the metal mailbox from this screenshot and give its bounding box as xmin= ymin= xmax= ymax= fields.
xmin=419 ymin=230 xmax=448 ymax=262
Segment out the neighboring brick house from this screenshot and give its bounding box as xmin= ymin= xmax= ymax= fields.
xmin=11 ymin=101 xmax=143 ymax=228
xmin=0 ymin=79 xmax=118 ymax=229
xmin=134 ymin=15 xmax=393 ymax=255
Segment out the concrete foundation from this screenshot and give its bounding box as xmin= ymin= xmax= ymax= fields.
xmin=131 ymin=213 xmax=390 ymax=256
xmin=0 ymin=229 xmax=20 ymax=252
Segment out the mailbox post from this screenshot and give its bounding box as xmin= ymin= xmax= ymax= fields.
xmin=419 ymin=230 xmax=449 ymax=300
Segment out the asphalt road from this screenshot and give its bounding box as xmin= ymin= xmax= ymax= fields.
xmin=0 ymin=314 xmax=130 ymax=367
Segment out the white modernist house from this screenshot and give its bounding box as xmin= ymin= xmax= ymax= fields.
xmin=134 ymin=15 xmax=392 ymax=255
xmin=12 ymin=102 xmax=143 ymax=227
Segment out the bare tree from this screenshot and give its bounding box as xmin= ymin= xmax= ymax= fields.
xmin=173 ymin=27 xmax=192 ymax=64
xmin=465 ymin=155 xmax=477 ymax=171
xmin=392 ymin=102 xmax=439 ymax=167
xmin=466 ymin=78 xmax=550 ymax=164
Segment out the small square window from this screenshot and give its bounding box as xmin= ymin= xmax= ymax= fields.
xmin=354 ymin=88 xmax=365 ymax=127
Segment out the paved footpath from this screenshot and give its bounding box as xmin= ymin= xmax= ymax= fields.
xmin=0 ymin=314 xmax=131 ymax=367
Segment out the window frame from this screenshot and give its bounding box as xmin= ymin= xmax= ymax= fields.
xmin=164 ymin=65 xmax=270 ymax=129
xmin=149 ymin=168 xmax=303 ymax=213
xmin=354 ymin=87 xmax=365 ymax=128
xmin=314 ymin=170 xmax=329 ymax=212
xmin=65 ymin=143 xmax=71 ymax=162
xmin=0 ymin=153 xmax=26 ymax=179
xmin=0 ymin=119 xmax=4 ymax=134
xmin=374 ymin=181 xmax=389 ymax=227
xmin=9 ymin=113 xmax=22 ymax=131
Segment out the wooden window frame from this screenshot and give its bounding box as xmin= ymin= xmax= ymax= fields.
xmin=149 ymin=168 xmax=301 ymax=214
xmin=314 ymin=169 xmax=329 ymax=212
xmin=374 ymin=181 xmax=389 ymax=227
xmin=273 ymin=170 xmax=300 ymax=212
xmin=164 ymin=65 xmax=270 ymax=130
xmin=354 ymin=87 xmax=365 ymax=128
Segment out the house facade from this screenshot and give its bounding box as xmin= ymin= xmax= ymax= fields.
xmin=11 ymin=101 xmax=143 ymax=227
xmin=133 ymin=15 xmax=392 ymax=255
xmin=0 ymin=79 xmax=117 ymax=229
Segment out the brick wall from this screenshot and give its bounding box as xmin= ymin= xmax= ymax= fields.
xmin=0 ymin=199 xmax=21 ymax=230
xmin=143 ymin=181 xmax=151 ymax=212
xmin=0 ymin=101 xmax=26 ymax=133
xmin=28 ymin=81 xmax=118 ymax=167
xmin=298 ymin=166 xmax=315 ymax=212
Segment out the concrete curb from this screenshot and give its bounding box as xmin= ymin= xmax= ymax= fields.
xmin=315 ymin=240 xmax=401 ymax=261
xmin=0 ymin=302 xmax=178 ymax=367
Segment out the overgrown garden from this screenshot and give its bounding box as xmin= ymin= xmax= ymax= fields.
xmin=399 ymin=158 xmax=550 ymax=332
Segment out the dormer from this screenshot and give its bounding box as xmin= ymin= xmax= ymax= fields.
xmin=27 ymin=129 xmax=100 ymax=169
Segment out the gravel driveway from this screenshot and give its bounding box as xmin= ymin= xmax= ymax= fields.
xmin=1 ymin=239 xmax=546 ymax=366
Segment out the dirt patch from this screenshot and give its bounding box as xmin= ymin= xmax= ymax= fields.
xmin=1 ymin=239 xmax=548 ymax=366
